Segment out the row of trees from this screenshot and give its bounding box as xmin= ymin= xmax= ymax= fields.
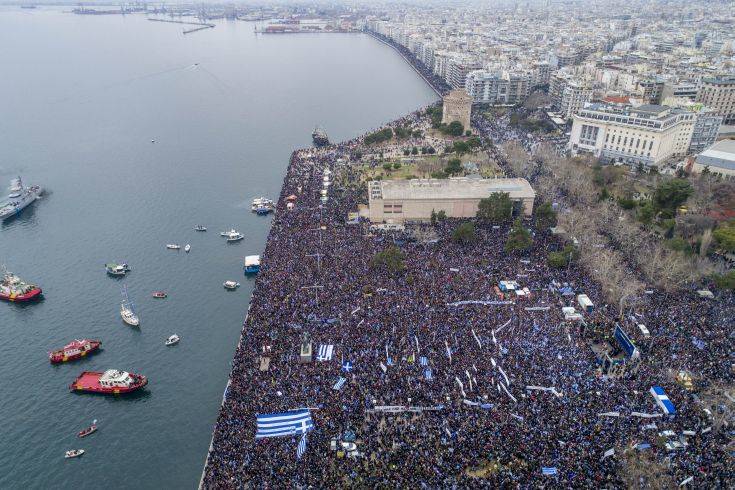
xmin=364 ymin=128 xmax=394 ymax=145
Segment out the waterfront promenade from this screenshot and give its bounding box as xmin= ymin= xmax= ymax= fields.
xmin=200 ymin=107 xmax=734 ymax=486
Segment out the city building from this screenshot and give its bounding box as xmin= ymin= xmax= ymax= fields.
xmin=691 ymin=139 xmax=735 ymax=179
xmin=442 ymin=89 xmax=473 ymax=130
xmin=466 ymin=69 xmax=531 ymax=105
xmin=696 ymin=75 xmax=735 ymax=125
xmin=550 ymin=71 xmax=594 ymax=120
xmin=368 ymin=178 xmax=536 ymax=223
xmin=568 ymin=102 xmax=696 ymax=167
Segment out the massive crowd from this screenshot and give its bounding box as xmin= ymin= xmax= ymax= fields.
xmin=201 ymin=107 xmax=734 ymax=488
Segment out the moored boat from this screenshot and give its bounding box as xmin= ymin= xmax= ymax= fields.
xmin=65 ymin=449 xmax=85 ymax=459
xmin=184 ymin=244 xmax=191 ymax=253
xmin=78 ymin=420 xmax=98 ymax=438
xmin=105 ymin=262 xmax=130 ymax=276
xmin=165 ymin=334 xmax=180 ymax=346
xmin=69 ymin=369 xmax=147 ymax=394
xmin=251 ymin=197 xmax=275 ymax=213
xmin=152 ymin=291 xmax=167 ymax=299
xmin=0 ymin=268 xmax=42 ymax=302
xmin=194 ymin=225 xmax=207 ymax=232
xmin=223 ymin=280 xmax=240 ymax=290
xmin=49 ymin=339 xmax=102 ymax=363
xmin=243 ymin=255 xmax=261 ymax=274
xmin=220 ymin=229 xmax=244 ymax=242
xmin=166 ymin=244 xmax=181 ymax=250
xmin=120 ymin=286 xmax=139 ymax=326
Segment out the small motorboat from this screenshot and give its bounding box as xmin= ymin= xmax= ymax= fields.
xmin=65 ymin=449 xmax=85 ymax=459
xmin=254 ymin=205 xmax=272 ymax=215
xmin=165 ymin=334 xmax=180 ymax=346
xmin=166 ymin=244 xmax=180 ymax=250
xmin=220 ymin=230 xmax=244 ymax=242
xmin=194 ymin=225 xmax=207 ymax=232
xmin=152 ymin=291 xmax=167 ymax=299
xmin=78 ymin=420 xmax=98 ymax=438
xmin=243 ymin=255 xmax=261 ymax=274
xmin=251 ymin=197 xmax=274 ymax=212
xmin=223 ymin=281 xmax=240 ymax=290
xmin=184 ymin=244 xmax=191 ymax=253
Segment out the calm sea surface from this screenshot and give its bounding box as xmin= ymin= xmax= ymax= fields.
xmin=0 ymin=8 xmax=436 ymax=488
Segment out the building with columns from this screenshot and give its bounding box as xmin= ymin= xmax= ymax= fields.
xmin=441 ymin=89 xmax=473 ymax=131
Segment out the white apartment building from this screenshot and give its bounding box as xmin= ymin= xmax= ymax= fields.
xmin=696 ymin=75 xmax=735 ymax=125
xmin=568 ymin=103 xmax=696 ymax=167
xmin=466 ymin=69 xmax=531 ymax=105
xmin=445 ymin=57 xmax=482 ymax=90
xmin=550 ymin=71 xmax=594 ymax=120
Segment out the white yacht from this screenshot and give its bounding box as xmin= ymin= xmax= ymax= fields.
xmin=120 ymin=286 xmax=139 ymax=326
xmin=220 ymin=229 xmax=244 ymax=242
xmin=223 ymin=280 xmax=240 ymax=290
xmin=166 ymin=244 xmax=181 ymax=250
xmin=165 ymin=334 xmax=180 ymax=346
xmin=184 ymin=244 xmax=191 ymax=253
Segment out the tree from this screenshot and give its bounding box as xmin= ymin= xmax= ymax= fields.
xmin=382 ymin=163 xmax=393 ymax=172
xmin=713 ymin=221 xmax=735 ymax=252
xmin=637 ymin=200 xmax=655 ymax=225
xmin=403 ymin=148 xmax=410 ymax=156
xmin=653 ymin=178 xmax=693 ymax=210
xmin=535 ymin=202 xmax=557 ymax=230
xmin=452 ymin=222 xmax=477 ymax=244
xmin=393 ymin=162 xmax=401 ymax=170
xmin=465 ymin=130 xmax=472 ymax=137
xmin=714 ymin=270 xmax=735 ymax=290
xmin=453 ymin=141 xmax=471 ymax=154
xmin=548 ymin=244 xmax=578 ymax=268
xmin=445 ymin=120 xmax=464 ymax=136
xmin=477 ymin=193 xmax=513 ymax=222
xmin=505 ymin=218 xmax=533 ymax=253
xmin=371 ymin=245 xmax=406 ymax=273
xmin=411 ymin=146 xmax=418 ymax=155
xmin=445 ymin=158 xmax=463 ymax=176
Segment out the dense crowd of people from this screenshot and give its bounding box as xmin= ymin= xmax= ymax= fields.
xmin=201 ymin=107 xmax=734 ymax=487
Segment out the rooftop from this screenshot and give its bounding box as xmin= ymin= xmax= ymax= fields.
xmin=374 ymin=177 xmax=535 ymax=200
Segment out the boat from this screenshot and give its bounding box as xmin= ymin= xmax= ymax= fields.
xmin=78 ymin=420 xmax=98 ymax=438
xmin=184 ymin=244 xmax=191 ymax=253
xmin=165 ymin=334 xmax=180 ymax=346
xmin=49 ymin=339 xmax=102 ymax=363
xmin=220 ymin=229 xmax=244 ymax=242
xmin=65 ymin=449 xmax=85 ymax=459
xmin=243 ymin=255 xmax=261 ymax=274
xmin=152 ymin=291 xmax=167 ymax=299
xmin=166 ymin=244 xmax=180 ymax=250
xmin=223 ymin=280 xmax=240 ymax=290
xmin=312 ymin=126 xmax=329 ymax=147
xmin=69 ymin=369 xmax=148 ymax=394
xmin=194 ymin=225 xmax=207 ymax=232
xmin=251 ymin=197 xmax=274 ymax=213
xmin=0 ymin=177 xmax=43 ymax=221
xmin=0 ymin=268 xmax=42 ymax=302
xmin=120 ymin=286 xmax=139 ymax=326
xmin=105 ymin=262 xmax=130 ymax=276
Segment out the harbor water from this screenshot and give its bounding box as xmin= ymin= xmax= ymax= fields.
xmin=0 ymin=8 xmax=437 ymax=488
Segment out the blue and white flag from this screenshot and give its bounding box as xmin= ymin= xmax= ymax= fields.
xmin=650 ymin=386 xmax=676 ymax=415
xmin=333 ymin=377 xmax=346 ymax=390
xmin=256 ymin=409 xmax=313 ymax=439
xmin=341 ymin=360 xmax=353 ymax=372
xmin=296 ymin=432 xmax=307 ymax=460
xmin=424 ymin=368 xmax=433 ymax=380
xmin=317 ymin=344 xmax=334 ymax=362
xmin=419 ymin=356 xmax=428 ymax=367
xmin=541 ymin=467 xmax=558 ymax=476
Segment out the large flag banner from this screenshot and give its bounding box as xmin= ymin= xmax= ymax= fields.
xmin=296 ymin=432 xmax=307 ymax=460
xmin=317 ymin=344 xmax=334 ymax=361
xmin=256 ymin=409 xmax=314 ymax=439
xmin=542 ymin=467 xmax=558 ymax=476
xmin=650 ymin=386 xmax=676 ymax=416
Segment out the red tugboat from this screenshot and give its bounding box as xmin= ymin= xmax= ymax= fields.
xmin=69 ymin=369 xmax=147 ymax=395
xmin=49 ymin=339 xmax=102 ymax=364
xmin=0 ymin=269 xmax=42 ymax=302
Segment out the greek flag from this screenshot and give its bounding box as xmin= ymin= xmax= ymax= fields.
xmin=296 ymin=432 xmax=307 ymax=460
xmin=419 ymin=356 xmax=428 ymax=366
xmin=650 ymin=386 xmax=676 ymax=415
xmin=256 ymin=409 xmax=313 ymax=439
xmin=341 ymin=361 xmax=353 ymax=372
xmin=424 ymin=368 xmax=433 ymax=380
xmin=317 ymin=344 xmax=334 ymax=361
xmin=333 ymin=377 xmax=346 ymax=390
xmin=541 ymin=467 xmax=558 ymax=476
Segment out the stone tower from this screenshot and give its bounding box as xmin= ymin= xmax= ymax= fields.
xmin=441 ymin=89 xmax=472 ymax=131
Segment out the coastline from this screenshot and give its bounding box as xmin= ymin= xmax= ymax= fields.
xmin=198 ymin=33 xmax=443 ymax=488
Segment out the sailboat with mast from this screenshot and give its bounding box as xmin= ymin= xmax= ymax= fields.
xmin=120 ymin=285 xmax=139 ymax=326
